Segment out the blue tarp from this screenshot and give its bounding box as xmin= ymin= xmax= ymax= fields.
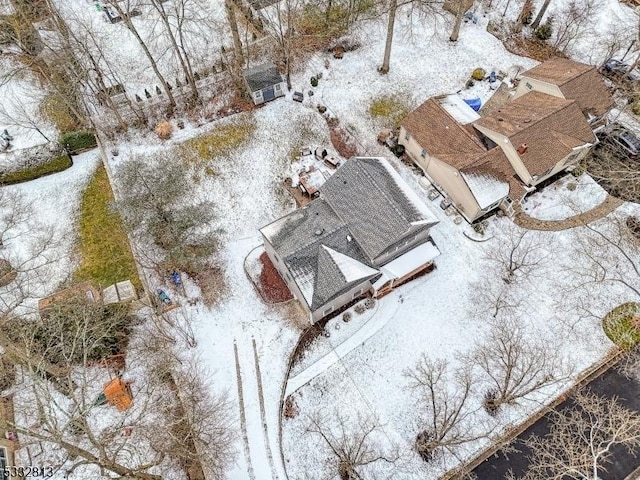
xmin=464 ymin=98 xmax=482 ymax=111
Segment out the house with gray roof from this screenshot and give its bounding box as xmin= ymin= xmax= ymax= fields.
xmin=260 ymin=157 xmax=440 ymax=323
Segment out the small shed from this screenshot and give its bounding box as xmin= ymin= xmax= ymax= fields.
xmin=243 ymin=63 xmax=286 ymax=105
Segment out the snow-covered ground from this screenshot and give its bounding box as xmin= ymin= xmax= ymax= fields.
xmin=0 ymin=59 xmax=57 ymax=154
xmin=522 ymin=172 xmax=609 ymax=220
xmin=52 ymin=0 xmax=230 ymax=100
xmin=2 ymin=0 xmax=638 ymax=476
xmin=0 ymin=151 xmax=100 ymax=310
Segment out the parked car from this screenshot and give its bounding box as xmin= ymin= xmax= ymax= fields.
xmin=597 ymin=125 xmax=640 ymax=158
xmin=600 ymin=58 xmax=640 ymax=84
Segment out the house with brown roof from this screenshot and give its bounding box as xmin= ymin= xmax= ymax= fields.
xmin=400 ymin=87 xmax=597 ymax=222
xmin=514 ymin=57 xmax=613 ymax=127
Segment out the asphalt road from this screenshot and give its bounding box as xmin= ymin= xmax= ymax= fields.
xmin=473 ymin=363 xmax=640 ymax=479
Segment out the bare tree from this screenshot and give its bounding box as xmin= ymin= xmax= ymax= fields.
xmin=2 ymin=296 xmax=235 ymax=479
xmin=550 ymin=0 xmax=598 ymax=54
xmin=586 ymin=142 xmax=640 ymax=203
xmin=472 ymin=319 xmax=570 ymax=414
xmin=511 ymin=392 xmax=640 ymax=480
xmin=380 ymin=0 xmax=443 ymax=73
xmin=561 ymin=212 xmax=640 ymax=312
xmin=405 ymin=355 xmax=486 ymax=461
xmin=103 ymin=0 xmax=177 ymax=112
xmin=307 ymin=411 xmax=400 ymax=479
xmin=484 ymin=224 xmax=550 ymax=285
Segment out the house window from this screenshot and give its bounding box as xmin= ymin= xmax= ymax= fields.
xmin=323 ymin=306 xmax=333 ymax=315
xmin=525 ymin=81 xmax=532 ymax=89
xmin=0 ymin=447 xmax=7 ymax=472
xmin=254 ymin=91 xmax=263 ymax=99
xmin=420 ymin=149 xmax=427 ymax=158
xmin=285 ymin=272 xmax=291 ymax=282
xmin=405 ymin=132 xmax=410 ymax=141
xmin=273 ymin=253 xmax=279 ymax=263
xmin=352 ymin=289 xmax=361 ymax=298
xmin=275 ymin=83 xmax=281 ymax=91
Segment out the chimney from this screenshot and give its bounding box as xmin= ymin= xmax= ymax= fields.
xmin=517 ymin=143 xmax=528 ymax=155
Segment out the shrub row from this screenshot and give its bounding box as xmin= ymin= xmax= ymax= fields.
xmin=59 ymin=130 xmax=97 ymax=154
xmin=0 ymin=154 xmax=72 ymax=185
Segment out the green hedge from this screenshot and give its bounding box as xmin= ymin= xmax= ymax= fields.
xmin=59 ymin=131 xmax=97 ymax=154
xmin=0 ymin=154 xmax=73 ymax=185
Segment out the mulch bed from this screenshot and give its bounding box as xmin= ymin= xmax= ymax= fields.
xmin=329 ymin=125 xmax=359 ymax=159
xmin=258 ymin=252 xmax=293 ymax=303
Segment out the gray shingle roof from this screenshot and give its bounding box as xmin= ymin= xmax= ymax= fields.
xmin=260 ymin=157 xmax=438 ymax=311
xmin=243 ymin=63 xmax=283 ymax=92
xmin=322 ymin=157 xmax=437 ymax=260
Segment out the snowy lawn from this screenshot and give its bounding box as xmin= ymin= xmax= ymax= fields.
xmin=0 ymin=150 xmax=101 ymax=310
xmin=521 ymin=172 xmax=609 ymax=221
xmin=103 ymin=99 xmax=334 ymax=479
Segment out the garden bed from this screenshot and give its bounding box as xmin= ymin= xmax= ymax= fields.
xmin=245 ymin=247 xmax=294 ymax=303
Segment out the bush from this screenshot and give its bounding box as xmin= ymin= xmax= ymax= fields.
xmin=603 ymin=302 xmax=640 ymax=350
xmin=369 ymin=94 xmax=411 ymax=128
xmin=156 ymin=121 xmax=173 ymax=140
xmin=0 ymin=154 xmax=72 ymax=185
xmin=534 ymin=18 xmax=553 ymax=40
xmin=472 ymin=68 xmax=486 ymax=81
xmin=59 ymin=131 xmax=97 ymax=154
xmin=632 ymin=99 xmax=640 ymax=116
xmin=310 ymin=76 xmax=318 ymax=87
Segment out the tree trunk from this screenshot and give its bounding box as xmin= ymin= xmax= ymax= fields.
xmin=151 ymin=1 xmax=199 ymax=101
xmin=450 ymin=7 xmax=465 ymax=42
xmin=225 ymin=0 xmax=245 ymax=71
xmin=106 ymin=1 xmax=177 ymax=112
xmin=530 ymin=0 xmax=551 ymax=29
xmin=380 ymin=0 xmax=398 ymax=74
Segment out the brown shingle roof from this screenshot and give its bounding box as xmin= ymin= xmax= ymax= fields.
xmin=474 ymin=91 xmax=596 ymax=177
xmin=522 ymin=57 xmax=592 ymax=85
xmin=521 ymin=57 xmax=613 ymax=117
xmin=462 ymin=147 xmax=528 ymax=202
xmin=402 ymin=98 xmax=486 ymax=169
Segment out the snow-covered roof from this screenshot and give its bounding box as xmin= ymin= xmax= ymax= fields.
xmin=379 ymin=241 xmax=440 ymax=280
xmin=437 ymin=94 xmax=481 ymax=125
xmin=461 ymin=171 xmax=510 ymax=210
xmin=322 ymin=246 xmax=379 ymax=283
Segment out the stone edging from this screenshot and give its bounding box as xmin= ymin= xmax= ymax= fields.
xmin=278 ymin=322 xmax=320 ymax=480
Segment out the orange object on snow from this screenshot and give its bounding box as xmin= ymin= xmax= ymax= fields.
xmin=103 ymin=378 xmax=134 ymax=412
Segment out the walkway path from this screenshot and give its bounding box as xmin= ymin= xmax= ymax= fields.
xmin=285 ymin=292 xmax=404 ymax=396
xmin=513 ymin=194 xmax=624 ymax=231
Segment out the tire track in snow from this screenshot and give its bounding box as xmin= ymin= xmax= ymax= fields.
xmin=234 ymin=341 xmax=256 ymax=480
xmin=236 ymin=338 xmax=278 ymax=480
xmin=252 ymin=338 xmax=280 ymax=480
